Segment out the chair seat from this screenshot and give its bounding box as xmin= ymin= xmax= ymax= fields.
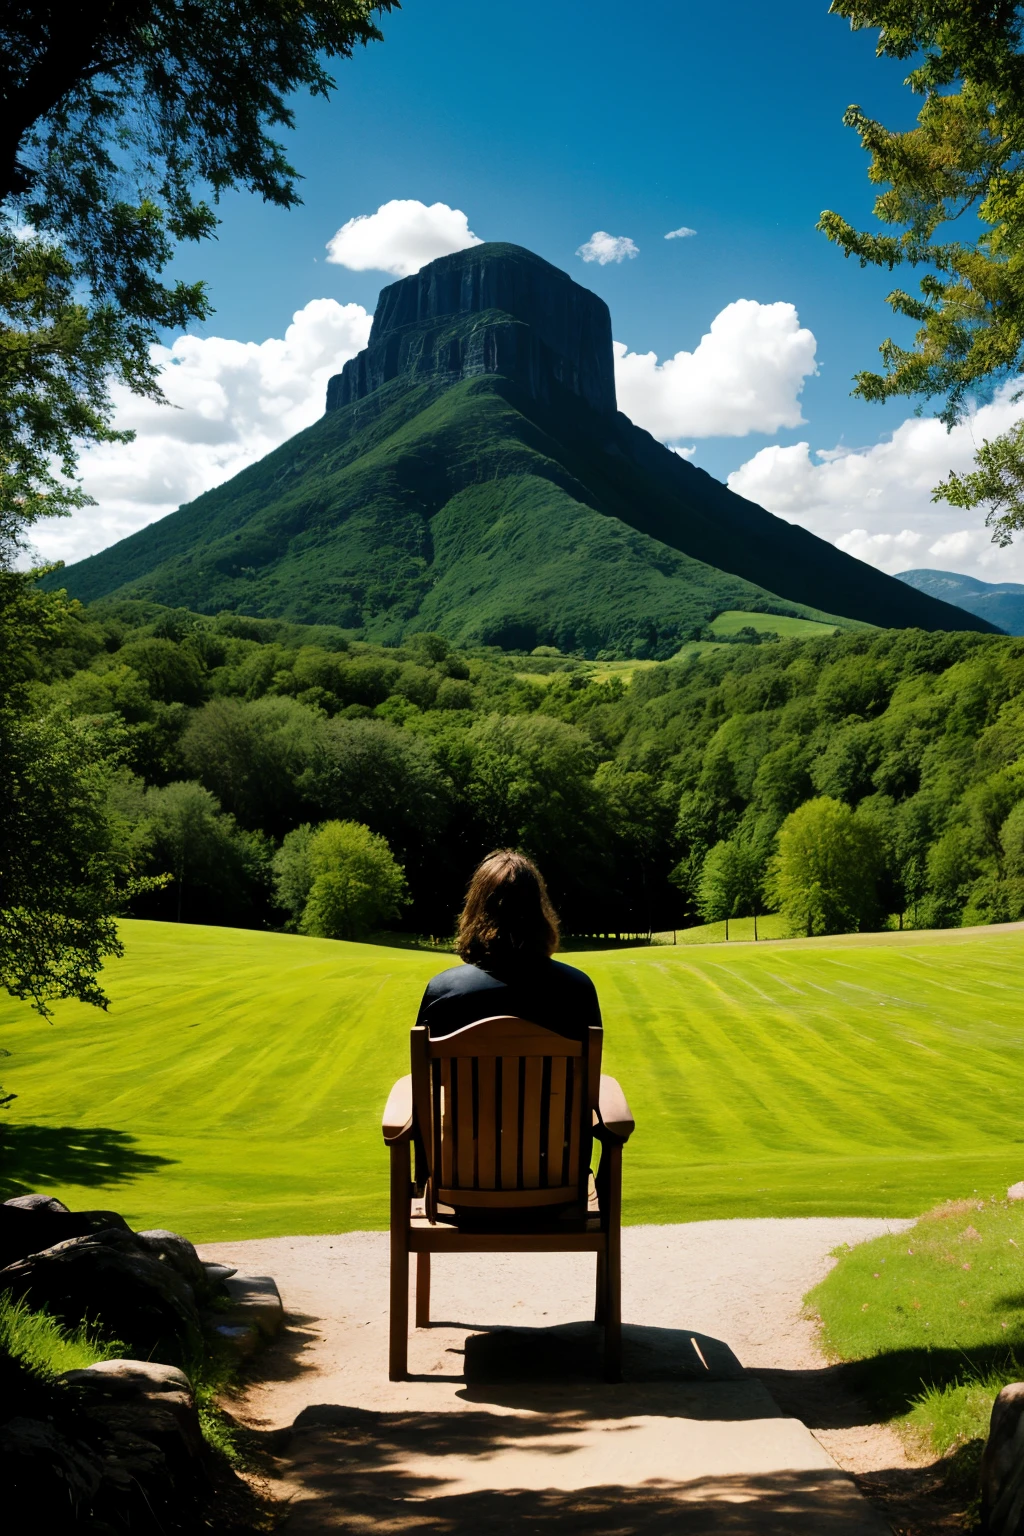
xmin=413 ymin=1174 xmax=599 ymax=1229
xmin=408 ymin=1204 xmax=606 ymax=1253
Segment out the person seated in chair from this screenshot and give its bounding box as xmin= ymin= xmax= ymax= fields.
xmin=415 ymin=848 xmax=601 ymax=1043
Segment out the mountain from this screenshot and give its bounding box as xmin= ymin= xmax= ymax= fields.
xmin=896 ymin=569 xmax=1023 ymax=636
xmin=49 ymin=243 xmax=993 ymax=654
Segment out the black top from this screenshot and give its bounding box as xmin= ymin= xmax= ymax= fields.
xmin=415 ymin=957 xmax=602 ymax=1042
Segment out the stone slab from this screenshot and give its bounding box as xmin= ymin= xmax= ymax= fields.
xmin=224 ymin=1273 xmax=284 ymax=1337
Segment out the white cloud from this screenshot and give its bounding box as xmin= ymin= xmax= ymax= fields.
xmin=325 ymin=199 xmax=482 ymax=278
xmin=665 ymin=226 xmax=697 ymax=240
xmin=576 ymin=231 xmax=639 ymax=265
xmin=28 ymin=299 xmax=372 ymax=568
xmin=614 ymin=299 xmax=817 ymax=440
xmin=727 ymin=382 xmax=1024 ymax=583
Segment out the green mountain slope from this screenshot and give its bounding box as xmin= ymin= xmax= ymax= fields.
xmin=51 ymin=243 xmax=992 ymax=653
xmin=50 ymin=372 xmax=848 ymax=654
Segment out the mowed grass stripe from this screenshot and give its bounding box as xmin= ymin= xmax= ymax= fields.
xmin=0 ymin=921 xmax=1022 ymax=1241
xmin=695 ymin=959 xmax=894 ymax=1151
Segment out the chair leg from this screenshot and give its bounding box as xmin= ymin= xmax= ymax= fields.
xmin=389 ymin=1142 xmax=410 ymax=1380
xmin=603 ymin=1142 xmax=623 ymax=1383
xmin=595 ymin=1250 xmax=607 ymax=1324
xmin=415 ymin=1251 xmax=431 ymax=1328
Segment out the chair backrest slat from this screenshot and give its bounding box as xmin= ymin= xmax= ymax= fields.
xmin=411 ymin=1017 xmax=598 ymax=1214
xmin=567 ymin=1056 xmax=582 ymax=1199
xmin=547 ymin=1056 xmax=568 ymax=1187
xmin=440 ymin=1058 xmax=454 ymax=1188
xmin=456 ymin=1057 xmax=475 ymax=1187
xmin=522 ymin=1056 xmax=543 ymax=1187
xmin=500 ymin=1055 xmax=519 ymax=1189
xmin=477 ymin=1056 xmax=497 ymax=1189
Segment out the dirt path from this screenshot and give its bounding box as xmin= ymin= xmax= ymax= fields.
xmin=199 ymin=1217 xmax=968 ymax=1533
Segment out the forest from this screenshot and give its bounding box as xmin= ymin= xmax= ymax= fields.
xmin=20 ymin=582 xmax=1024 ymax=943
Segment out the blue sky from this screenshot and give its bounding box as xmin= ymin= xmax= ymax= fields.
xmin=38 ymin=0 xmax=1024 ymax=583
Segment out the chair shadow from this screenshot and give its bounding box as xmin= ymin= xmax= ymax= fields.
xmin=455 ymin=1320 xmax=748 ymax=1417
xmin=0 ymin=1123 xmax=174 ymax=1198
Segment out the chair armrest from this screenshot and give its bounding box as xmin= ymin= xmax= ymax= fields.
xmin=594 ymin=1075 xmax=635 ymax=1143
xmin=382 ymin=1075 xmax=414 ymax=1144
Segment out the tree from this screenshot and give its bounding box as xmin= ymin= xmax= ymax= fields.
xmin=466 ymin=714 xmax=602 ymax=922
xmin=1 ymin=0 xmax=393 ymax=550
xmin=296 ymin=821 xmax=408 ymax=941
xmin=1002 ymin=799 xmax=1024 ymax=877
xmin=271 ymin=824 xmax=317 ymax=926
xmin=937 ymin=421 xmax=1024 ymax=547
xmin=140 ymin=780 xmax=268 ymax=923
xmin=768 ymin=796 xmax=882 ymax=936
xmin=820 ymin=0 xmax=1024 ymax=542
xmin=0 ymin=573 xmax=151 ymax=1017
xmin=179 ymin=695 xmax=320 ymax=836
xmin=697 ymin=839 xmax=762 ymax=938
xmin=302 ymin=717 xmax=450 ymax=857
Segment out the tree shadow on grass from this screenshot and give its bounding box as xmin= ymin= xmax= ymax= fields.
xmin=0 ymin=1123 xmax=175 ymax=1199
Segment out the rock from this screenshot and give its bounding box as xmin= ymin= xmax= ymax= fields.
xmin=0 ymin=1415 xmax=105 ymax=1523
xmin=981 ymin=1381 xmax=1024 ymax=1535
xmin=210 ymin=1320 xmax=260 ymax=1359
xmin=60 ymin=1359 xmax=206 ymax=1468
xmin=1008 ymin=1181 xmax=1024 ymax=1202
xmin=0 ymin=1199 xmax=133 ymax=1268
xmin=326 ymin=243 xmax=617 ymax=417
xmin=202 ymin=1259 xmax=237 ymax=1285
xmin=136 ymin=1228 xmax=213 ymax=1296
xmin=4 ymin=1192 xmax=70 ymax=1212
xmin=0 ymin=1227 xmax=201 ymax=1359
xmin=224 ymin=1273 xmax=284 ymax=1337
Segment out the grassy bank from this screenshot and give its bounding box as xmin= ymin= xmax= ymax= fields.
xmin=0 ymin=920 xmax=1022 ymax=1242
xmin=807 ymin=1199 xmax=1024 ymax=1469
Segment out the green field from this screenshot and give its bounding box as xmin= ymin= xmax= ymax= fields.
xmin=652 ymin=914 xmax=793 ymax=945
xmin=708 ymin=608 xmax=842 ymax=639
xmin=1 ymin=920 xmax=1022 ymax=1244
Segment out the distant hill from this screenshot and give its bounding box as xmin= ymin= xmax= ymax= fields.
xmin=896 ymin=569 xmax=1024 ymax=636
xmin=48 ymin=243 xmax=993 ymax=655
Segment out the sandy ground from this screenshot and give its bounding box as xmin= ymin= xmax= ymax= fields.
xmin=198 ymin=1217 xmax=958 ymax=1533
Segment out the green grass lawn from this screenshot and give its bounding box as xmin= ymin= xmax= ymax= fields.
xmin=1 ymin=920 xmax=1022 ymax=1243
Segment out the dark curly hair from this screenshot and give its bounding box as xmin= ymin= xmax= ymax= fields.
xmin=456 ymin=850 xmax=560 ymax=966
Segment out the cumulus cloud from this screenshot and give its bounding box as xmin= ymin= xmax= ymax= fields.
xmin=614 ymin=299 xmax=817 ymax=441
xmin=727 ymin=382 xmax=1024 ymax=583
xmin=29 ymin=299 xmax=372 ymax=567
xmin=576 ymin=231 xmax=639 ymax=265
xmin=325 ymin=199 xmax=482 ymax=278
xmin=664 ymin=226 xmax=696 ymax=240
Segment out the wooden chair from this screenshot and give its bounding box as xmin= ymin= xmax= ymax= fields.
xmin=381 ymin=1016 xmax=635 ymax=1382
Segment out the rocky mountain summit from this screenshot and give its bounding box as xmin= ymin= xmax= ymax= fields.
xmin=326 ymin=242 xmax=616 ymax=416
